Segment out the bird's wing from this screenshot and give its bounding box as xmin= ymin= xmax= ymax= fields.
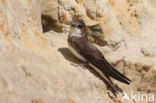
xmin=71 ymin=37 xmax=132 ymax=84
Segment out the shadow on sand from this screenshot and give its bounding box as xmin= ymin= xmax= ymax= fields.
xmin=58 ymin=47 xmax=124 ymax=98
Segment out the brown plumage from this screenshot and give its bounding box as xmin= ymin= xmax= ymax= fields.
xmin=68 ymin=20 xmax=132 ymax=95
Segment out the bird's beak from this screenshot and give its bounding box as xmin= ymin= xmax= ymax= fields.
xmin=70 ymin=25 xmax=74 ymax=30
xmin=70 ymin=26 xmax=76 ymax=33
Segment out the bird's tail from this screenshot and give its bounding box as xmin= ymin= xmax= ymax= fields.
xmin=104 ymin=76 xmax=125 ymax=97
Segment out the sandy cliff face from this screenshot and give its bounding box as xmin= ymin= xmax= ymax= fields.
xmin=0 ymin=0 xmax=156 ymax=103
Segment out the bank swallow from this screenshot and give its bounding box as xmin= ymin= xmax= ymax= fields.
xmin=68 ymin=20 xmax=132 ymax=95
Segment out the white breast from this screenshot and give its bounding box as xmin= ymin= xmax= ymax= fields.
xmin=68 ymin=42 xmax=106 ymax=80
xmin=68 ymin=43 xmax=86 ymax=62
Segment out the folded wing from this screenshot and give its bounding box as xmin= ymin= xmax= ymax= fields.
xmin=71 ymin=37 xmax=132 ymax=84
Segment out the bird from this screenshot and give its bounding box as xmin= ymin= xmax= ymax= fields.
xmin=67 ymin=20 xmax=132 ymax=96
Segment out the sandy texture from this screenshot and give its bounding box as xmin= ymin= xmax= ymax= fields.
xmin=0 ymin=0 xmax=156 ymax=103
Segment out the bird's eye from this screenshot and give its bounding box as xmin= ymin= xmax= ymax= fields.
xmin=77 ymin=25 xmax=83 ymax=29
xmin=71 ymin=24 xmax=75 ymax=27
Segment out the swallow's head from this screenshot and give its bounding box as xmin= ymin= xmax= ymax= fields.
xmin=69 ymin=20 xmax=86 ymax=37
